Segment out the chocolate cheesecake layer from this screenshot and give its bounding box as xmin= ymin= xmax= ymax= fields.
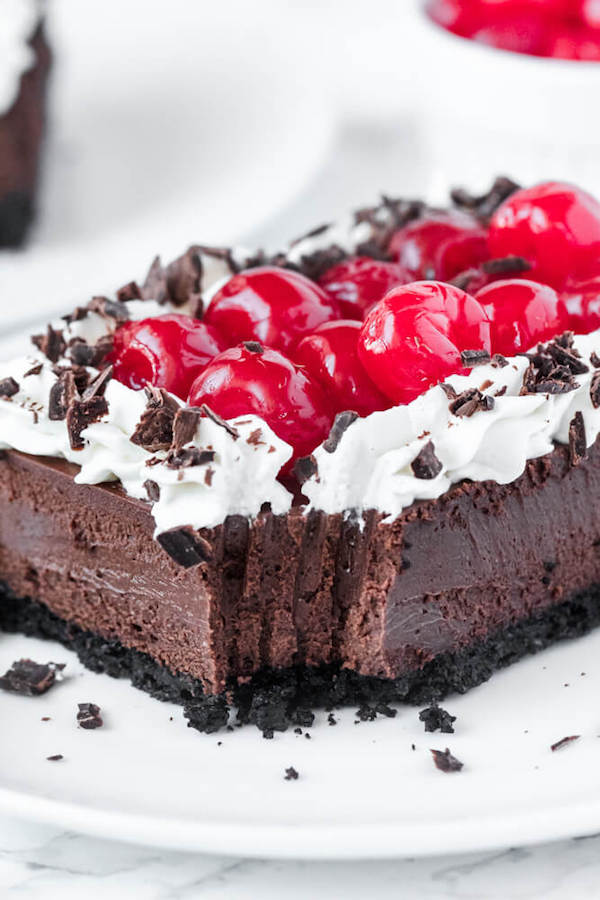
xmin=1 ymin=435 xmax=600 ymax=709
xmin=0 ymin=25 xmax=50 ymax=246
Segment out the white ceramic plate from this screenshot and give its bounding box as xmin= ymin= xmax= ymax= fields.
xmin=0 ymin=0 xmax=334 ymax=329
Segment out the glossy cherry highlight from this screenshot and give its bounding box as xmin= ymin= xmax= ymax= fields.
xmin=561 ymin=277 xmax=600 ymax=334
xmin=358 ymin=281 xmax=492 ymax=404
xmin=294 ymin=321 xmax=390 ymax=418
xmin=109 ymin=314 xmax=226 ymax=398
xmin=475 ymin=279 xmax=567 ymax=356
xmin=187 ymin=343 xmax=333 ymax=465
xmin=388 ymin=212 xmax=489 ymax=282
xmin=203 ymin=266 xmax=340 ymax=353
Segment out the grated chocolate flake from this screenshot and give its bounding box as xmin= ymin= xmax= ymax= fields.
xmin=172 ymin=406 xmax=202 ymax=448
xmin=0 ymin=376 xmax=19 ymax=398
xmin=48 ymin=370 xmax=78 ymax=421
xmin=591 ymin=351 xmax=600 ymax=368
xmin=67 ymin=395 xmax=109 ymax=450
xmin=164 ymin=447 xmax=216 ymax=469
xmin=591 ymin=371 xmax=600 ymax=409
xmin=67 ymin=334 xmax=114 ymax=369
xmin=430 ymin=747 xmax=463 ymax=773
xmin=449 ymin=388 xmax=494 ymax=418
xmin=77 ymin=702 xmax=103 ymax=729
xmin=323 ymin=410 xmax=359 ymax=453
xmin=144 ymin=479 xmax=160 ymax=502
xmin=284 ymin=766 xmax=299 ymax=781
xmin=23 ymin=362 xmax=43 ymax=378
xmin=551 ymin=734 xmax=580 ymax=752
xmin=495 ymin=385 xmax=507 ymax=397
xmin=157 ymin=527 xmax=213 ymax=568
xmin=31 ymin=325 xmax=66 ymax=363
xmin=47 ymin=754 xmax=64 ymax=762
xmin=115 ymin=281 xmax=141 ymax=302
xmin=130 ymin=386 xmax=179 ymax=452
xmin=82 ymin=365 xmax=113 ymax=400
xmin=481 ymin=255 xmax=531 ymax=276
xmin=294 ymin=454 xmax=318 ymax=485
xmin=460 ymin=349 xmax=491 ymax=368
xmin=200 ymin=404 xmax=239 ymax=440
xmin=419 ymin=704 xmax=456 ymax=734
xmin=411 ymin=441 xmax=443 ymax=480
xmin=87 ymin=295 xmax=130 ymax=323
xmin=450 ymin=175 xmax=521 ymax=220
xmin=521 ymin=334 xmax=588 ymax=396
xmin=287 ymin=245 xmax=348 ymax=281
xmin=569 ymin=411 xmax=587 ymax=466
xmin=491 ymin=353 xmax=509 ymax=368
xmin=0 ymin=659 xmax=65 ymax=696
xmin=439 ymin=382 xmax=457 ymax=400
xmin=243 ymin=341 xmax=264 ymax=355
xmin=246 ymin=428 xmax=264 ymax=446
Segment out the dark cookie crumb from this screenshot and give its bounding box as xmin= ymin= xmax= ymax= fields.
xmin=323 ymin=411 xmax=359 ymax=453
xmin=551 ymin=735 xmax=580 ymax=752
xmin=327 ymin=712 xmax=337 ymax=726
xmin=411 ymin=441 xmax=443 ymax=480
xmin=418 ymin=704 xmax=456 ymax=734
xmin=284 ymin=766 xmax=299 ymax=781
xmin=430 ymin=747 xmax=463 ymax=772
xmin=0 ymin=376 xmax=19 ymax=398
xmin=46 ymin=754 xmax=63 ymax=762
xmin=569 ymin=411 xmax=587 ymax=467
xmin=77 ymin=702 xmax=103 ymax=730
xmin=449 ymin=388 xmax=494 ymax=418
xmin=0 ymin=659 xmax=65 ymax=696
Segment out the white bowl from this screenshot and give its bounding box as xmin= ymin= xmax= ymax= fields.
xmin=408 ymin=0 xmax=600 ymax=199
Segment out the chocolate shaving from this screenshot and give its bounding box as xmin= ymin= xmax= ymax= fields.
xmin=439 ymin=382 xmax=457 ymax=400
xmin=130 ymin=386 xmax=179 ymax=452
xmin=144 ymin=479 xmax=160 ymax=502
xmin=481 ymin=255 xmax=531 ymax=276
xmin=521 ymin=333 xmax=588 ymax=396
xmin=47 ymin=754 xmax=64 ymax=762
xmin=551 ymin=735 xmax=580 ymax=752
xmin=449 ymin=268 xmax=484 ymax=293
xmin=115 ymin=281 xmax=141 ymax=302
xmin=449 ymin=388 xmax=494 ymax=417
xmin=286 ymin=245 xmax=348 ymax=281
xmin=495 ymin=385 xmax=507 ymax=397
xmin=77 ymin=702 xmax=103 ymax=729
xmin=411 ymin=441 xmax=443 ymax=480
xmin=31 ymin=325 xmax=66 ymax=363
xmin=569 ymin=411 xmax=587 ymax=466
xmin=430 ymin=747 xmax=463 ymax=773
xmin=591 ymin=371 xmax=600 ymax=409
xmin=204 ymin=467 xmax=215 ymax=486
xmin=460 ymin=349 xmax=491 ymax=368
xmin=243 ymin=341 xmax=264 ymax=354
xmin=450 ymin=175 xmax=521 ymax=220
xmin=164 ymin=447 xmax=216 ymax=469
xmin=67 ymin=395 xmax=109 ymax=450
xmin=87 ymin=295 xmax=130 ymax=323
xmin=0 ymin=376 xmax=19 ymax=398
xmin=246 ymin=428 xmax=264 ymax=446
xmin=0 ymin=659 xmax=65 ymax=696
xmin=172 ymin=406 xmax=202 ymax=448
xmin=23 ymin=362 xmax=43 ymax=377
xmin=284 ymin=766 xmax=299 ymax=781
xmin=419 ymin=704 xmax=456 ymax=734
xmin=67 ymin=334 xmax=114 ymax=369
xmin=48 ymin=370 xmax=77 ymax=421
xmin=200 ymin=404 xmax=239 ymax=440
xmin=294 ymin=454 xmax=318 ymax=485
xmin=323 ymin=410 xmax=359 ymax=453
xmin=591 ymin=351 xmax=600 ymax=368
xmin=82 ymin=365 xmax=113 ymax=400
xmin=157 ymin=527 xmax=213 ymax=568
xmin=492 ymin=353 xmax=509 ymax=368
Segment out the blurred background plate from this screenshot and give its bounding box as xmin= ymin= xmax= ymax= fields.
xmin=0 ymin=0 xmax=336 ymax=328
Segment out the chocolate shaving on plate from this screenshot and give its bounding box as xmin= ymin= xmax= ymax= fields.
xmin=411 ymin=441 xmax=443 ymax=480
xmin=157 ymin=527 xmax=213 ymax=568
xmin=46 ymin=754 xmax=64 ymax=762
xmin=0 ymin=376 xmax=19 ymax=398
xmin=551 ymin=735 xmax=580 ymax=752
xmin=419 ymin=704 xmax=456 ymax=734
xmin=77 ymin=702 xmax=103 ymax=729
xmin=569 ymin=411 xmax=587 ymax=466
xmin=0 ymin=659 xmax=65 ymax=696
xmin=323 ymin=410 xmax=359 ymax=453
xmin=284 ymin=766 xmax=299 ymax=781
xmin=430 ymin=747 xmax=463 ymax=773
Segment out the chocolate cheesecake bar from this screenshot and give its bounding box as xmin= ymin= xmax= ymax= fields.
xmin=2 ymin=178 xmax=600 ymax=733
xmin=0 ymin=2 xmax=50 ymax=247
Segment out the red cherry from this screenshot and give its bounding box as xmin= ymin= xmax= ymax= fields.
xmin=561 ymin=277 xmax=600 ymax=333
xmin=488 ymin=182 xmax=600 ymax=290
xmin=581 ymin=0 xmax=600 ymax=29
xmin=358 ymin=281 xmax=491 ymax=405
xmin=294 ymin=321 xmax=390 ymax=418
xmin=475 ymin=279 xmax=567 ymax=355
xmin=109 ymin=314 xmax=226 ymax=398
xmin=187 ymin=343 xmax=333 ymax=465
xmin=203 ymin=266 xmax=340 ymax=353
xmin=388 ymin=212 xmax=488 ymax=282
xmin=470 ymin=9 xmax=549 ymax=55
xmin=317 ymin=257 xmax=411 ymax=319
xmin=545 ymin=25 xmax=600 ymax=60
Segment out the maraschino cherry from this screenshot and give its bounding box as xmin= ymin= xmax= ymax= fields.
xmin=475 ymin=279 xmax=567 ymax=356
xmin=109 ymin=314 xmax=226 ymax=398
xmin=388 ymin=212 xmax=489 ymax=282
xmin=187 ymin=342 xmax=333 ymax=464
xmin=294 ymin=321 xmax=390 ymax=417
xmin=488 ymin=182 xmax=600 ymax=290
xmin=203 ymin=266 xmax=340 ymax=353
xmin=358 ymin=281 xmax=491 ymax=404
xmin=318 ymin=257 xmax=411 ymax=319
xmin=561 ymin=277 xmax=600 ymax=334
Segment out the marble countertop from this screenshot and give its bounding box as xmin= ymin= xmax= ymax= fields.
xmin=1 ymin=816 xmax=599 ymax=899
